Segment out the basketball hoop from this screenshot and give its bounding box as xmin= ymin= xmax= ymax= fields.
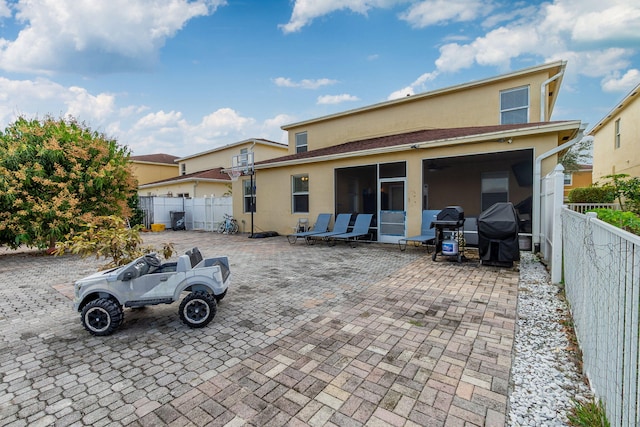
xmin=228 ymin=169 xmax=242 ymax=182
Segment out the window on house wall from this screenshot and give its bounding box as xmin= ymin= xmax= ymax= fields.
xmin=180 ymin=163 xmax=186 ymax=175
xmin=295 ymin=132 xmax=308 ymax=153
xmin=500 ymin=86 xmax=529 ymax=124
xmin=240 ymin=148 xmax=248 ymax=166
xmin=615 ymin=119 xmax=621 ymax=149
xmin=564 ymin=173 xmax=572 ymax=186
xmin=292 ymin=175 xmax=309 ymax=213
xmin=243 ymin=179 xmax=255 ymax=213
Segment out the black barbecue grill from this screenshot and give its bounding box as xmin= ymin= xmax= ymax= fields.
xmin=430 ymin=206 xmax=465 ymax=262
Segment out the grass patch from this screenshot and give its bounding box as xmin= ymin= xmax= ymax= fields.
xmin=568 ymin=398 xmax=610 ymax=427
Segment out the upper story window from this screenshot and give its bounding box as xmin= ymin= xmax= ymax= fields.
xmin=615 ymin=119 xmax=621 ymax=149
xmin=500 ymin=86 xmax=529 ymax=124
xmin=295 ymin=132 xmax=308 ymax=153
xmin=292 ymin=175 xmax=309 ymax=213
xmin=180 ymin=163 xmax=186 ymax=175
xmin=240 ymin=147 xmax=248 ymax=166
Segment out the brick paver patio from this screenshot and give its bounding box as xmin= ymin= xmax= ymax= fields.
xmin=0 ymin=231 xmax=518 ymax=426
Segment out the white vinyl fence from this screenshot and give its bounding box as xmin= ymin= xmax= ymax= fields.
xmin=539 ymin=164 xmax=565 ymax=283
xmin=562 ymin=208 xmax=640 ymax=427
xmin=139 ymin=196 xmax=232 ymax=232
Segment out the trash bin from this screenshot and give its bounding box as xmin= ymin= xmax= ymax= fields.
xmin=170 ymin=211 xmax=186 ymax=231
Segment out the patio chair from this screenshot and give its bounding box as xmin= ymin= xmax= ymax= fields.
xmin=327 ymin=213 xmax=373 ymax=247
xmin=306 ymin=213 xmax=352 ymax=245
xmin=286 ymin=213 xmax=332 ymax=244
xmin=398 ymin=209 xmax=439 ymax=252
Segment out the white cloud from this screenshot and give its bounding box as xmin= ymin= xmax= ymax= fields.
xmin=273 ymin=77 xmax=338 ymax=89
xmin=399 ymin=0 xmax=489 ymax=28
xmin=317 ymin=94 xmax=360 ymax=104
xmin=279 ymin=0 xmax=403 ymax=34
xmin=602 ymin=69 xmax=640 ymax=92
xmin=572 ymin=4 xmax=640 ymax=44
xmin=0 ymin=1 xmax=11 ymax=18
xmin=0 ymin=0 xmax=225 ymax=74
xmin=388 ymin=71 xmax=438 ymax=100
xmin=431 ymin=0 xmax=640 ymax=85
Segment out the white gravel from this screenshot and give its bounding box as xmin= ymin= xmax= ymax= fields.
xmin=508 ymin=252 xmax=593 ymax=426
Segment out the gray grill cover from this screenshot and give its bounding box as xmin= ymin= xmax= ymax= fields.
xmin=477 ymin=202 xmax=520 ymax=263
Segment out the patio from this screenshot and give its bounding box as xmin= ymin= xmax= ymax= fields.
xmin=0 ymin=231 xmax=517 ymax=426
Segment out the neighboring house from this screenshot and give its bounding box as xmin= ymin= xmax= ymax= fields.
xmin=590 ymin=82 xmax=640 ymax=181
xmin=138 ymin=138 xmax=287 ymax=198
xmin=229 ymin=61 xmax=583 ymax=248
xmin=130 ymin=154 xmax=179 ymax=185
xmin=563 ymin=164 xmax=593 ymax=201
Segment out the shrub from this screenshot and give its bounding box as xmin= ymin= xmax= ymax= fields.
xmin=590 ymin=209 xmax=640 ymax=236
xmin=54 ymin=216 xmax=174 ymax=269
xmin=568 ymin=186 xmax=616 ymax=204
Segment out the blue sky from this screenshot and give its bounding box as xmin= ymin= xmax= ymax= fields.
xmin=0 ymin=0 xmax=639 ymax=156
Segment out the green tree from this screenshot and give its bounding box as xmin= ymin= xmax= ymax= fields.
xmin=0 ymin=116 xmax=137 ymax=249
xmin=559 ymin=137 xmax=592 ymax=172
xmin=598 ymin=174 xmax=640 ymax=214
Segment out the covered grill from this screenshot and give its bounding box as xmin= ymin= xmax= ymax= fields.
xmin=431 ymin=206 xmax=465 ymax=262
xmin=477 ymin=202 xmax=520 ymax=267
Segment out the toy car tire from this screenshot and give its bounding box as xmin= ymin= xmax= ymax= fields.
xmin=215 ymin=289 xmax=227 ymax=302
xmin=81 ymin=298 xmax=123 ymax=336
xmin=179 ymin=291 xmax=217 ymax=328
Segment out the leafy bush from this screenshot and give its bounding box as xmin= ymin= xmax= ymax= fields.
xmin=590 ymin=209 xmax=640 ymax=236
xmin=568 ymin=186 xmax=616 ymax=203
xmin=54 ymin=216 xmax=174 ymax=269
xmin=598 ymin=174 xmax=640 ymax=215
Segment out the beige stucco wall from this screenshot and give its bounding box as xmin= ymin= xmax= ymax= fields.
xmin=592 ymin=94 xmax=640 ymax=180
xmin=131 ymin=162 xmax=179 ymax=185
xmin=138 ymin=181 xmax=229 ymax=198
xmin=285 ymin=68 xmax=558 ymax=153
xmin=178 ymin=142 xmax=288 ymax=175
xmin=233 ymin=133 xmax=562 ymax=237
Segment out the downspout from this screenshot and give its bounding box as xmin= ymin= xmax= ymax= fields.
xmin=193 ymin=180 xmax=198 ymax=198
xmin=532 ymin=123 xmax=589 ymax=252
xmin=540 ymin=70 xmax=564 ymax=121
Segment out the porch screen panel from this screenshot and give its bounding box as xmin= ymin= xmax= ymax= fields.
xmin=380 ymin=211 xmax=405 ymax=236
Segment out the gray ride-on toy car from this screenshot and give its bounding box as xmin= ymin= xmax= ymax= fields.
xmin=73 ymin=247 xmax=230 ymax=336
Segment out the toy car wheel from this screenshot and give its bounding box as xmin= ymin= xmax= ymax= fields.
xmin=81 ymin=298 xmax=123 ymax=336
xmin=214 ymin=289 xmax=227 ymax=302
xmin=179 ymin=291 xmax=217 ymax=328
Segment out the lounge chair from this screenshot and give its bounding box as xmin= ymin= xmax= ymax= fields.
xmin=306 ymin=213 xmax=352 ymax=244
xmin=398 ymin=209 xmax=439 ymax=251
xmin=327 ymin=213 xmax=373 ymax=247
xmin=287 ymin=213 xmax=332 ymax=244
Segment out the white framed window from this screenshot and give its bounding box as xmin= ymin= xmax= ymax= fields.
xmin=564 ymin=173 xmax=572 ymax=186
xmin=500 ymin=86 xmax=529 ymax=124
xmin=243 ymin=179 xmax=255 ymax=213
xmin=295 ymin=132 xmax=308 ymax=153
xmin=240 ymin=148 xmax=248 ymax=166
xmin=615 ymin=119 xmax=621 ymax=149
xmin=292 ymin=174 xmax=309 ymax=213
xmin=180 ymin=163 xmax=186 ymax=175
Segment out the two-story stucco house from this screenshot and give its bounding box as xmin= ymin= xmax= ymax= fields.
xmin=138 ymin=138 xmax=287 ymax=198
xmin=229 ymin=61 xmax=584 ymax=250
xmin=130 ymin=154 xmax=180 ymax=185
xmin=590 ymin=82 xmax=640 ymax=181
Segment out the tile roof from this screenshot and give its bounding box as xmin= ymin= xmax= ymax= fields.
xmin=130 ymin=153 xmax=179 ymax=164
xmin=259 ymin=122 xmax=575 ymax=166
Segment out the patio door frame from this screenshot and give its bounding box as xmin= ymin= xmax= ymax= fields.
xmin=378 ymin=177 xmax=407 ymax=244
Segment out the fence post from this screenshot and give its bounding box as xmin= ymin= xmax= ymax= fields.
xmin=550 ymin=164 xmax=564 ymax=283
